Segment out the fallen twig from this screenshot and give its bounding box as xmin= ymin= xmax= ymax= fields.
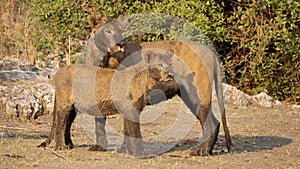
xmin=4 ymin=154 xmax=24 ymax=159
xmin=0 ymin=126 xmax=40 ymax=133
xmin=51 ymin=150 xmax=68 ymax=160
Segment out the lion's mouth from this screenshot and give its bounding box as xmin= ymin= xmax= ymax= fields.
xmin=160 ymin=74 xmax=174 ymax=82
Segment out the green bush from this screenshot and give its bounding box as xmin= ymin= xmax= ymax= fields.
xmin=221 ymin=0 xmax=300 ymax=102
xmin=26 ymin=0 xmax=91 ymax=56
xmin=1 ymin=0 xmax=299 ymax=102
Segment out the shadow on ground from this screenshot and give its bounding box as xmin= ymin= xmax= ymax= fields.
xmin=165 ymin=134 xmax=292 ymax=156
xmin=1 ymin=131 xmax=292 ymax=157
xmin=229 ymin=135 xmax=292 ymax=153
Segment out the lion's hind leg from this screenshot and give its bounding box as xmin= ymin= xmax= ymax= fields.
xmin=190 ymin=102 xmax=220 ymax=156
xmin=38 ymin=98 xmax=58 ymax=148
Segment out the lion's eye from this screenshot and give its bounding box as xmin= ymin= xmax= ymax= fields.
xmin=158 ymin=63 xmax=164 ymax=68
xmin=105 ymin=30 xmax=112 ymax=34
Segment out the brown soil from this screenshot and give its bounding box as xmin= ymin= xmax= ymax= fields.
xmin=1 ymin=98 xmax=299 ymax=169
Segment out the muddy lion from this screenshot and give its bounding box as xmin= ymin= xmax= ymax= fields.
xmin=85 ymin=15 xmax=232 ymax=156
xmin=38 ymin=49 xmax=179 ymax=157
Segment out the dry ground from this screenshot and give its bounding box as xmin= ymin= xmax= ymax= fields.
xmin=0 ymin=97 xmax=299 ymax=169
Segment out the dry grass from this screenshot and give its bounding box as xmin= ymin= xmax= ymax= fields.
xmin=0 ymin=0 xmax=36 ymax=62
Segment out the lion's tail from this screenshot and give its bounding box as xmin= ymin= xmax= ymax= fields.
xmin=222 ymin=109 xmax=232 ymax=152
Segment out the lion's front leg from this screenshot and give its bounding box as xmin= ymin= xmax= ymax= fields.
xmin=89 ymin=117 xmax=108 ymax=151
xmin=64 ymin=108 xmax=76 ymax=149
xmin=120 ymin=114 xmax=145 ymax=157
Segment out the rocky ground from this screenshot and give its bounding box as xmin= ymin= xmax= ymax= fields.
xmin=0 ymin=59 xmax=56 ymax=121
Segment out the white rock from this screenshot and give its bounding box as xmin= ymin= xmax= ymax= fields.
xmin=222 ymin=83 xmax=252 ymax=106
xmin=222 ymin=84 xmax=281 ymax=108
xmin=292 ymin=105 xmax=300 ymax=112
xmin=251 ymin=92 xmax=282 ymax=108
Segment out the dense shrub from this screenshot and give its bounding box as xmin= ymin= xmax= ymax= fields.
xmin=221 ymin=0 xmax=300 ymax=102
xmin=1 ymin=0 xmax=299 ymax=102
xmin=0 ymin=0 xmax=33 ymax=59
xmin=26 ymin=0 xmax=91 ymax=57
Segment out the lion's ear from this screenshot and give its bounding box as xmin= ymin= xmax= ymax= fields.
xmin=117 ymin=14 xmax=125 ymax=19
xmin=88 ymin=15 xmax=109 ymax=29
xmin=101 ymin=16 xmax=109 ymax=23
xmin=117 ymin=14 xmax=130 ymax=28
xmin=88 ymin=15 xmax=98 ymax=29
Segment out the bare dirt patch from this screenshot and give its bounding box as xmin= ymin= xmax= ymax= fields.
xmin=1 ymin=99 xmax=299 ymax=168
